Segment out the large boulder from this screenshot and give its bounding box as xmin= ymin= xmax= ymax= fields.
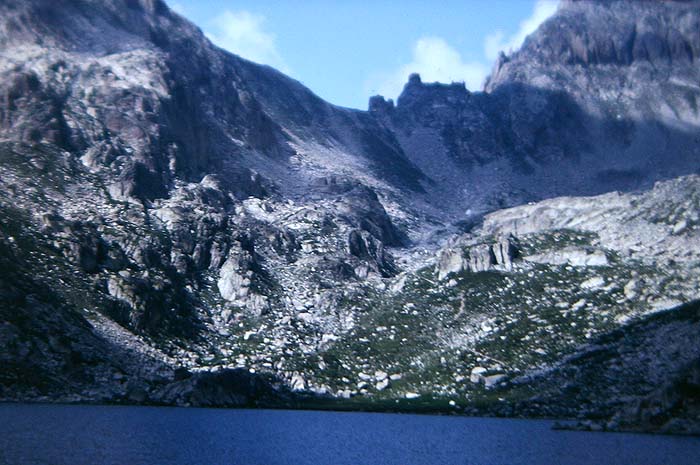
xmin=436 ymin=235 xmax=519 ymax=279
xmin=523 ymin=247 xmax=608 ymax=267
xmin=217 ymin=237 xmax=269 ymax=315
xmin=347 ymin=229 xmax=397 ymax=278
xmin=436 ymin=247 xmax=469 ymax=280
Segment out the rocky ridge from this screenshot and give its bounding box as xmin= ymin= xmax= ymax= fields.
xmin=370 ymin=0 xmax=700 ymax=214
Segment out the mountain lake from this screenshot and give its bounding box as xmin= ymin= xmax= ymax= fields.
xmin=1 ymin=404 xmax=699 ymax=464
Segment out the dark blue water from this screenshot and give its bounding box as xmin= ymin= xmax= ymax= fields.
xmin=0 ymin=404 xmax=698 ymax=465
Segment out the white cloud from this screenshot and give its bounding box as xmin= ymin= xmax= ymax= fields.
xmin=484 ymin=0 xmax=559 ymax=60
xmin=170 ymin=3 xmax=186 ymax=15
xmin=366 ymin=36 xmax=490 ymax=101
xmin=206 ymin=10 xmax=290 ymax=73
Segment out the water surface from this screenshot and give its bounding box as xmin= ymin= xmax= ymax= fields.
xmin=1 ymin=404 xmax=698 ymax=465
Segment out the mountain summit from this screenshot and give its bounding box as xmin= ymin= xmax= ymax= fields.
xmin=371 ymin=0 xmax=700 ymax=212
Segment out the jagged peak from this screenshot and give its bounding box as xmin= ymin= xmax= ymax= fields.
xmin=368 ymin=95 xmax=395 ymax=114
xmin=407 ymin=73 xmax=422 ymax=85
xmin=486 ymin=0 xmax=700 ymax=90
xmin=367 ymin=73 xmax=474 ymax=112
xmin=0 ymin=0 xmax=203 ymax=54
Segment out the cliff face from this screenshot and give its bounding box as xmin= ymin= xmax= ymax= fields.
xmin=0 ymin=0 xmax=425 ymax=201
xmin=488 ymin=0 xmax=700 ymax=74
xmin=370 ymin=0 xmax=700 ymax=214
xmin=1 ymin=0 xmax=700 ymax=432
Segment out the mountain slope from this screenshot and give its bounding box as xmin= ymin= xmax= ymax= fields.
xmin=0 ymin=0 xmax=427 ymax=201
xmin=1 ymin=0 xmax=699 ymax=433
xmin=370 ymin=0 xmax=700 ymax=214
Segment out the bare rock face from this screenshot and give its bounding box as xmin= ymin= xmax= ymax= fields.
xmin=487 ymin=0 xmax=700 ymax=87
xmin=217 ymin=236 xmax=270 ymax=315
xmin=436 ymin=247 xmax=469 ymax=280
xmin=468 ymin=244 xmax=498 ymax=273
xmin=524 ymin=248 xmax=608 ymax=267
xmin=218 ymin=254 xmax=254 ymax=303
xmin=437 ymin=235 xmax=519 ymax=279
xmin=371 ymin=1 xmax=700 ymax=216
xmin=481 ymin=175 xmax=700 ymax=267
xmin=492 ymin=235 xmax=518 ymax=270
xmin=347 ymin=229 xmax=397 ymax=278
xmin=336 ymin=183 xmax=408 ymax=248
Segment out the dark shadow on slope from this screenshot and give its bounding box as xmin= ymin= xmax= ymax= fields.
xmin=0 ymin=221 xmax=313 ymax=408
xmin=373 ymin=77 xmax=700 ymax=214
xmin=0 ymin=199 xmax=202 ymax=341
xmin=508 ymin=299 xmax=700 ymax=434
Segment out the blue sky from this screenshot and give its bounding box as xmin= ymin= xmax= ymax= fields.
xmin=168 ymin=1 xmax=558 ymax=109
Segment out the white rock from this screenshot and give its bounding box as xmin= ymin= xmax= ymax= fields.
xmin=624 ymin=279 xmax=639 ymax=300
xmin=484 ymin=374 xmax=507 ymax=388
xmin=290 ymin=374 xmax=306 ymax=391
xmin=672 ymin=220 xmax=688 ymax=235
xmin=217 ymin=256 xmax=250 ymax=301
xmin=405 ymin=392 xmax=420 ymax=399
xmin=436 ymin=247 xmax=468 ymax=280
xmin=390 ymin=274 xmax=408 ymax=293
xmin=375 ymin=379 xmax=390 ymax=391
xmin=581 ymin=276 xmax=605 ymax=290
xmin=296 ymin=312 xmax=313 ymax=323
xmin=470 ymin=366 xmax=488 ymax=383
xmin=524 ymin=248 xmax=608 ymax=267
xmin=310 ymin=386 xmax=328 ymax=395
